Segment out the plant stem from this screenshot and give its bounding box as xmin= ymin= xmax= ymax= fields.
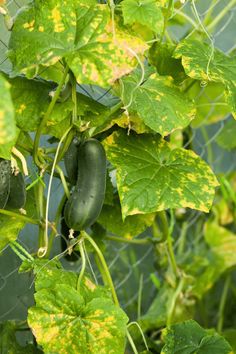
xmin=217 ymin=274 xmax=231 ymax=333
xmin=167 ymin=277 xmax=185 ymax=327
xmin=55 ymin=165 xmax=70 ymax=198
xmin=83 ymin=231 xmax=119 ymax=306
xmin=33 ymin=65 xmax=69 ymax=168
xmin=126 ymin=329 xmax=139 ymax=354
xmin=0 ymin=209 xmax=39 ymax=225
xmin=207 ymin=0 xmax=236 ymax=32
xmin=77 ymin=241 xmax=86 ymax=291
xmin=157 ymin=211 xmax=178 ymax=278
xmin=137 ymin=273 xmax=143 ymax=320
xmin=160 ymin=0 xmax=174 ymax=43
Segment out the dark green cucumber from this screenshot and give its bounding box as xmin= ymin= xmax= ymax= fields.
xmin=6 ymin=172 xmax=26 ymax=209
xmin=64 ymin=138 xmax=106 ymax=231
xmin=64 ymin=137 xmax=80 ymax=185
xmin=0 ymin=159 xmax=11 ymax=209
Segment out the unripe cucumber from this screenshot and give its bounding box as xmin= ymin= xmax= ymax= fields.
xmin=6 ymin=172 xmax=26 ymax=209
xmin=64 ymin=139 xmax=106 ymax=231
xmin=0 ymin=158 xmax=11 ymax=209
xmin=64 ymin=137 xmax=80 ymax=185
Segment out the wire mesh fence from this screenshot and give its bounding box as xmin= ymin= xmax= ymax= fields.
xmin=0 ymin=0 xmax=236 ymax=348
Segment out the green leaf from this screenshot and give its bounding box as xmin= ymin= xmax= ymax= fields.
xmin=28 ymin=271 xmax=128 ymax=354
xmin=148 ymin=42 xmax=185 ymax=82
xmin=174 ymin=39 xmax=236 ymax=85
xmin=98 ymin=203 xmax=155 ymax=238
xmin=188 ymin=81 xmax=231 ymax=127
xmin=0 ymin=74 xmax=16 ymax=145
xmin=103 ymin=130 xmax=218 ymax=218
xmin=0 ymin=214 xmax=25 ymax=253
xmin=161 ymin=320 xmax=233 ymax=354
xmin=121 ymin=0 xmax=164 ymax=34
xmin=216 ymin=118 xmax=236 ymax=150
xmin=9 ymin=1 xmax=147 ymax=87
xmin=119 ymin=73 xmax=196 ymax=136
xmin=140 ymin=284 xmax=194 ymax=331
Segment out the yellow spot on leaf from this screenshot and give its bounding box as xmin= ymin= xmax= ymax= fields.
xmin=16 ymin=104 xmax=26 ymax=114
xmin=50 ymin=6 xmax=65 ymax=33
xmin=23 ymin=20 xmax=35 ymax=31
xmin=38 ymin=25 xmax=44 ymax=32
xmin=84 ymin=277 xmax=96 ymax=291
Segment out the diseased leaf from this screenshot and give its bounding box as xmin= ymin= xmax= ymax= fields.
xmin=0 ymin=74 xmax=16 ymax=145
xmin=161 ymin=320 xmax=233 ymax=354
xmin=121 ymin=0 xmax=164 ymax=34
xmin=9 ymin=76 xmax=51 ymax=131
xmin=9 ymin=1 xmax=147 ymax=87
xmin=0 ymin=215 xmax=25 ymax=253
xmin=28 ymin=269 xmax=128 ymax=354
xmin=98 ymin=203 xmax=155 ymax=238
xmin=225 ymin=82 xmax=236 ymax=119
xmin=0 ymin=127 xmax=19 ymax=160
xmin=103 ymin=131 xmax=218 ymax=218
xmin=204 ymin=221 xmax=236 ymax=269
xmin=174 ymin=39 xmax=236 ymax=85
xmin=119 ymin=73 xmax=196 ymax=136
xmin=216 ymin=118 xmax=236 ymax=150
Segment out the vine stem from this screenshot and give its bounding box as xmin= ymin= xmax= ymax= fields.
xmin=82 ymin=231 xmax=119 ymax=306
xmin=217 ymin=274 xmax=231 ymax=333
xmin=157 ymin=211 xmax=178 ymax=278
xmin=126 ymin=329 xmax=139 ymax=354
xmin=0 ymin=209 xmax=39 ymax=225
xmin=167 ymin=277 xmax=185 ymax=327
xmin=38 ymin=126 xmax=72 ymax=258
xmin=207 ymin=0 xmax=236 ymax=32
xmin=77 ymin=240 xmax=86 ymax=291
xmin=33 ymin=65 xmax=70 ymax=168
xmin=160 ymin=0 xmax=174 ymax=43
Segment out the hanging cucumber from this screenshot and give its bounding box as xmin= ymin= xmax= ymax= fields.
xmin=64 ymin=137 xmax=80 ymax=185
xmin=0 ymin=158 xmax=11 ymax=209
xmin=64 ymin=138 xmax=106 ymax=231
xmin=6 ymin=171 xmax=26 ymax=209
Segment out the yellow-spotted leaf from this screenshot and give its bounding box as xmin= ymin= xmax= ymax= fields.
xmin=121 ymin=0 xmax=164 ymax=34
xmin=205 ymin=222 xmax=236 ymax=269
xmin=225 ymin=82 xmax=236 ymax=119
xmin=103 ymin=131 xmax=218 ymax=219
xmin=174 ymin=39 xmax=236 ymax=85
xmin=8 ymin=0 xmax=147 ymax=87
xmin=119 ymin=73 xmax=196 ymax=136
xmin=0 ymin=215 xmax=25 ymax=253
xmin=0 ymin=74 xmax=16 ymax=145
xmin=28 ymin=274 xmax=128 ymax=354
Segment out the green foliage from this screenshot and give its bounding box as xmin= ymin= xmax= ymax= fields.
xmin=0 ymin=0 xmax=235 ymax=353
xmin=161 ymin=320 xmax=233 ymax=354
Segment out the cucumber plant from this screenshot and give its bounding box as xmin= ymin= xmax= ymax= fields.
xmin=0 ymin=0 xmax=236 ymax=353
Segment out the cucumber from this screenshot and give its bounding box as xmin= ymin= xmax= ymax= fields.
xmin=64 ymin=138 xmax=106 ymax=231
xmin=0 ymin=159 xmax=11 ymax=209
xmin=6 ymin=172 xmax=26 ymax=209
xmin=64 ymin=137 xmax=80 ymax=185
